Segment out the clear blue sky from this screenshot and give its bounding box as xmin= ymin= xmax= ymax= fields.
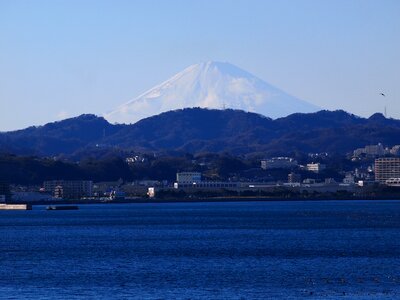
xmin=1 ymin=0 xmax=399 ymax=130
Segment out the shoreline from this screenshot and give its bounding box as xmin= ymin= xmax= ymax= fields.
xmin=6 ymin=196 xmax=400 ymax=206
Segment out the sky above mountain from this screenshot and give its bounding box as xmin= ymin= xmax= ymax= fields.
xmin=105 ymin=61 xmax=320 ymax=124
xmin=0 ymin=0 xmax=399 ymax=130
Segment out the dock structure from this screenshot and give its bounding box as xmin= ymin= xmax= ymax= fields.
xmin=0 ymin=204 xmax=32 ymax=210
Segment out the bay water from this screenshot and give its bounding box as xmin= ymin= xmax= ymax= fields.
xmin=1 ymin=200 xmax=400 ymax=299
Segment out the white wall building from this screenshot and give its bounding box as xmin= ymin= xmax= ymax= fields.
xmin=306 ymin=163 xmax=326 ymax=173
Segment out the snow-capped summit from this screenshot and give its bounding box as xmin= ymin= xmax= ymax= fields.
xmin=104 ymin=61 xmax=320 ymax=124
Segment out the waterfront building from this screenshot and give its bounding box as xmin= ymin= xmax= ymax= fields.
xmin=147 ymin=187 xmax=155 ymax=198
xmin=125 ymin=155 xmax=148 ymax=165
xmin=174 ymin=172 xmax=242 ymax=189
xmin=43 ymin=180 xmax=93 ymax=199
xmin=176 ymin=172 xmax=202 ymax=184
xmin=109 ymin=190 xmax=126 ymax=200
xmin=174 ymin=181 xmax=239 ymax=189
xmin=375 ymin=158 xmax=400 ymax=184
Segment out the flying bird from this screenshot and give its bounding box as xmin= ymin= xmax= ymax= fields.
xmin=380 ymin=92 xmax=386 ymax=97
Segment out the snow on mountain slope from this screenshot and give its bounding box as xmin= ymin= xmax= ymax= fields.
xmin=104 ymin=61 xmax=320 ymax=124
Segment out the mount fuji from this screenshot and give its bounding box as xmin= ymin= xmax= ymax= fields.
xmin=104 ymin=61 xmax=320 ymax=124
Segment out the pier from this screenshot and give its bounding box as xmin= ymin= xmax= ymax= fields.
xmin=0 ymin=204 xmax=32 ymax=210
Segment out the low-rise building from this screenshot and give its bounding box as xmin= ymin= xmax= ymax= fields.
xmin=390 ymin=145 xmax=400 ymax=156
xmin=125 ymin=155 xmax=148 ymax=165
xmin=324 ymin=178 xmax=336 ymax=184
xmin=147 ymin=187 xmax=156 ymax=198
xmin=353 ymin=143 xmax=387 ymax=157
xmin=288 ymin=172 xmax=301 ymax=183
xmin=365 ymin=144 xmax=385 ymax=156
xmin=343 ymin=173 xmax=355 ymax=184
xmin=174 ymin=181 xmax=239 ymax=189
xmin=261 ymin=157 xmax=298 ymax=170
xmin=176 ymin=172 xmax=202 ymax=184
xmin=353 ymin=148 xmax=366 ymax=157
xmin=43 ymin=180 xmax=93 ymax=199
xmin=306 ymin=163 xmax=326 ymax=173
xmin=385 ymin=178 xmax=400 ymax=187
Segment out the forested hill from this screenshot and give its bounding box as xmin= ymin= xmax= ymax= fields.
xmin=1 ymin=108 xmax=399 ymax=157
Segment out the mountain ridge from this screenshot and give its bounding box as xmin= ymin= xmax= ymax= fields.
xmin=1 ymin=108 xmax=400 ymax=157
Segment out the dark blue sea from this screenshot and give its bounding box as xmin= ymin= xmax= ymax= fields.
xmin=1 ymin=200 xmax=400 ymax=299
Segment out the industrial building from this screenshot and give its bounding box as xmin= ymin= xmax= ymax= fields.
xmin=176 ymin=172 xmax=202 ymax=184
